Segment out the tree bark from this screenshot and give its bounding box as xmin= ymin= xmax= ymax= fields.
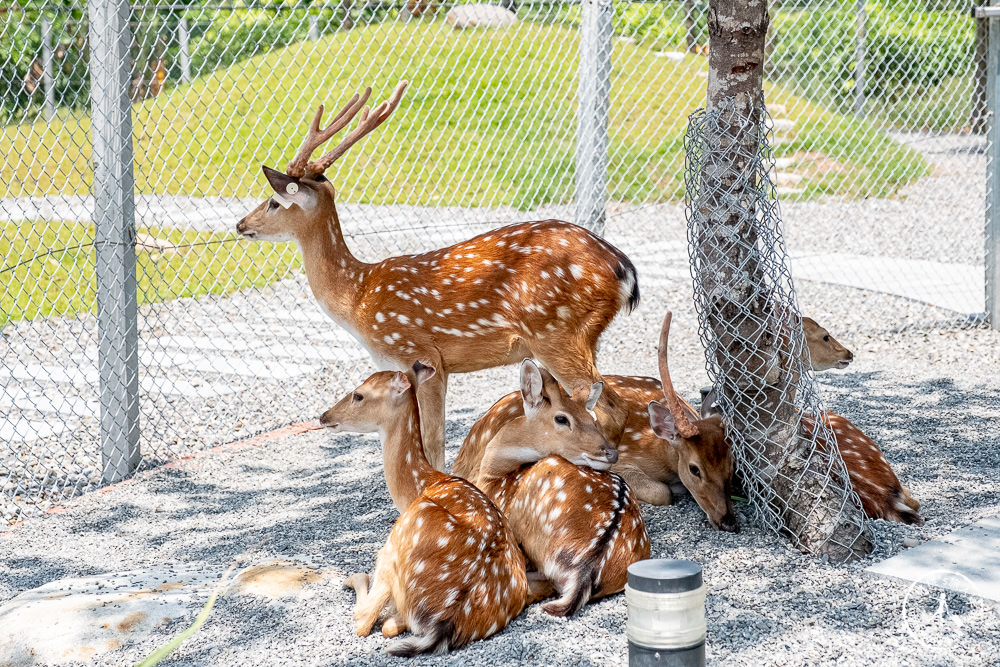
xmin=684 ymin=0 xmax=697 ymax=54
xmin=972 ymin=8 xmax=989 ymax=134
xmin=697 ymin=0 xmax=871 ymax=562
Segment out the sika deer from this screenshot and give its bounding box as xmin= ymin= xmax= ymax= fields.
xmin=319 ymin=362 xmax=531 ymax=655
xmin=701 ymin=332 xmax=924 ymax=525
xmin=803 ymin=413 xmax=923 ymax=525
xmin=237 ymin=82 xmax=639 ymax=470
xmin=802 ymin=317 xmax=853 ymax=370
xmin=454 ymin=312 xmax=738 ymax=532
xmin=473 ymin=359 xmax=650 ymax=617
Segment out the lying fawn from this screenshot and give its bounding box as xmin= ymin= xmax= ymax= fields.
xmin=700 ymin=324 xmax=922 ymax=526
xmin=319 ymin=363 xmax=529 ymax=655
xmin=802 ymin=413 xmax=923 ymax=525
xmin=801 ymin=316 xmax=853 ymax=370
xmin=238 ymin=82 xmax=639 ymax=470
xmin=455 ymin=312 xmax=739 ymax=532
xmin=473 ymin=359 xmax=650 ymax=617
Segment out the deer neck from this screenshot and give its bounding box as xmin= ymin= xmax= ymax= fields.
xmin=296 ymin=204 xmax=367 ymax=321
xmin=476 ymin=420 xmax=545 ymax=491
xmin=380 ymin=393 xmax=438 ymax=511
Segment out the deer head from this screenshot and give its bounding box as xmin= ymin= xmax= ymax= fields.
xmin=802 ymin=316 xmax=853 ymax=370
xmin=236 ymin=81 xmax=408 ymax=242
xmin=319 ymin=360 xmax=434 ymax=435
xmin=647 ymin=312 xmax=738 ymax=533
xmin=478 ymin=360 xmax=617 ymax=483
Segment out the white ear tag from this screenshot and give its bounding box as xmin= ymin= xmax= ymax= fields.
xmin=271 ymin=192 xmax=294 ymax=209
xmin=285 ymin=182 xmax=299 ymax=194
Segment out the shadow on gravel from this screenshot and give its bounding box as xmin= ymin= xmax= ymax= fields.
xmin=818 ymin=370 xmax=1000 ymax=526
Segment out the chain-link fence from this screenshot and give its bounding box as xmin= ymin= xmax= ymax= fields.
xmin=686 ymin=99 xmax=869 ymax=562
xmin=1 ymin=0 xmax=993 ymax=522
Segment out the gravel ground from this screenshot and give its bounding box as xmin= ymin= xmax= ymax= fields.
xmin=2 ymin=269 xmax=1000 ymax=665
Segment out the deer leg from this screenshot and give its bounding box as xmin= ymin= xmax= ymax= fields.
xmin=381 ymin=611 xmax=408 ymax=638
xmin=415 ymin=363 xmax=447 ymax=471
xmin=349 ymin=549 xmax=395 ymax=637
xmin=541 ymin=573 xmax=590 ymax=618
xmin=526 ymin=571 xmax=556 ymax=606
xmin=618 ymin=466 xmax=673 ymax=506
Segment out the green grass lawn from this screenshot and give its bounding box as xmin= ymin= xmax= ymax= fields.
xmin=0 ymin=221 xmax=299 ymax=326
xmin=5 ymin=20 xmax=927 ymax=206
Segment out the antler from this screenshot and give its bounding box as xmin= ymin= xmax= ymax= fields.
xmin=286 ymin=80 xmax=408 ymax=179
xmin=657 ymin=312 xmax=700 ymax=438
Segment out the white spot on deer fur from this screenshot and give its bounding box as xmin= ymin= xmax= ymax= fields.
xmin=383 ymin=336 xmax=394 ymax=345
xmin=557 ymin=306 xmax=572 ymax=320
xmin=569 ymin=264 xmax=584 ymax=280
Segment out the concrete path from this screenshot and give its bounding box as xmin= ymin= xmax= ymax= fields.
xmin=867 ymin=513 xmax=1000 ymax=603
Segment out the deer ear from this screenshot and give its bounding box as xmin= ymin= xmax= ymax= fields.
xmin=262 ymin=165 xmax=314 ymax=208
xmin=585 ymin=382 xmax=603 ymax=412
xmin=519 ymin=359 xmax=545 ymax=417
xmin=411 ymin=361 xmax=437 ymax=385
xmin=648 ymin=401 xmax=680 ymax=442
xmin=700 ymin=388 xmax=724 ymax=420
xmin=389 ymin=371 xmax=411 ymax=397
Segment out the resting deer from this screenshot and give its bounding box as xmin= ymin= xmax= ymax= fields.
xmin=455 ymin=312 xmax=739 ymax=532
xmin=700 ymin=363 xmax=923 ymax=525
xmin=473 ymin=359 xmax=650 ymax=617
xmin=803 ymin=414 xmax=922 ymax=525
xmin=319 ymin=362 xmax=534 ymax=656
xmin=237 ymin=81 xmax=639 ymax=470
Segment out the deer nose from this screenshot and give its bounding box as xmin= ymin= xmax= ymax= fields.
xmin=318 ymin=409 xmax=337 ymax=428
xmin=236 ymin=218 xmax=247 ymax=234
xmin=603 ymin=447 xmax=618 ymax=464
xmin=719 ymin=512 xmax=740 ymax=533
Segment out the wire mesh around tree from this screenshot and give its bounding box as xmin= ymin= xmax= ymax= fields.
xmin=684 ymin=98 xmax=871 ymax=562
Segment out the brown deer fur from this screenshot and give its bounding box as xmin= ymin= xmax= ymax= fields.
xmin=237 ymin=83 xmax=639 ymax=471
xmin=474 ymin=360 xmax=650 ymax=617
xmin=803 ymin=413 xmax=923 ymax=525
xmin=320 ymin=363 xmax=528 ymax=656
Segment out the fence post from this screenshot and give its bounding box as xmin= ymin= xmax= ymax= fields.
xmin=988 ymin=2 xmax=1000 ymax=329
xmin=41 ymin=15 xmax=56 ymax=121
xmin=88 ymin=0 xmax=141 ymax=483
xmin=178 ymin=16 xmax=192 ymax=83
xmin=853 ymin=0 xmax=866 ymax=118
xmin=574 ymin=0 xmax=612 ymax=235
xmin=309 ymin=13 xmax=320 ymax=41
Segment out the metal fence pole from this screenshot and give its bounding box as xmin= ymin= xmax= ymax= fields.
xmin=574 ymin=0 xmax=612 ymax=235
xmin=853 ymin=0 xmax=866 ymax=118
xmin=40 ymin=15 xmax=56 ymax=121
xmin=989 ymin=2 xmax=1000 ymax=329
xmin=178 ymin=16 xmax=192 ymax=83
xmin=309 ymin=13 xmax=320 ymax=41
xmin=88 ymin=0 xmax=141 ymax=483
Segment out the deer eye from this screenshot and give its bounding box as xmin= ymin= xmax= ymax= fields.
xmin=554 ymin=414 xmax=570 ymax=426
xmin=689 ymin=464 xmax=701 ymax=478
xmin=268 ymin=199 xmax=279 ymax=211
xmin=823 ymin=335 xmax=830 ymax=342
xmin=353 ymin=392 xmax=363 ymax=402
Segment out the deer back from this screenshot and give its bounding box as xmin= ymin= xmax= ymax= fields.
xmin=805 ymin=412 xmax=923 ymax=525
xmin=385 ymin=475 xmax=529 ymax=649
xmin=486 ymin=455 xmax=649 ymax=609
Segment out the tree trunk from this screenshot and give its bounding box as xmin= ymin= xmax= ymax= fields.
xmin=684 ymin=0 xmax=697 ymax=54
xmin=972 ymin=9 xmax=989 ymax=134
xmin=697 ymin=0 xmax=871 ymax=562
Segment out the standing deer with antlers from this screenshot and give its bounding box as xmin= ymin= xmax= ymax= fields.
xmin=473 ymin=359 xmax=650 ymax=616
xmin=237 ymin=81 xmax=639 ymax=470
